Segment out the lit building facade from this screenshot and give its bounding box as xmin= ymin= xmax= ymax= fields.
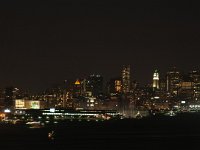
xmin=15 ymin=99 xmax=45 ymax=109
xmin=73 ymin=79 xmax=81 ymax=97
xmin=122 ymin=65 xmax=131 ymax=94
xmin=160 ymin=77 xmax=167 ymax=92
xmin=189 ymin=71 xmax=200 ymax=101
xmin=153 ymin=70 xmax=159 ymax=90
xmin=108 ymin=78 xmax=122 ymax=95
xmin=178 ymin=81 xmax=194 ymax=103
xmin=167 ymin=67 xmax=181 ymax=96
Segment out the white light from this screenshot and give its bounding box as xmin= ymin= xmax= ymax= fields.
xmin=154 ymin=96 xmax=160 ymax=99
xmin=50 ymin=108 xmax=55 ymax=113
xmin=181 ymin=101 xmax=186 ymax=104
xmin=4 ymin=109 xmax=11 ymax=113
xmin=90 ymin=100 xmax=94 ymax=103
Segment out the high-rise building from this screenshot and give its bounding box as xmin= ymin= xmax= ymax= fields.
xmin=153 ymin=70 xmax=160 ymax=90
xmin=4 ymin=87 xmax=20 ymax=109
xmin=86 ymin=74 xmax=103 ymax=97
xmin=178 ymin=74 xmax=194 ymax=102
xmin=0 ymin=89 xmax=4 ymax=109
xmin=131 ymin=80 xmax=139 ymax=91
xmin=122 ymin=65 xmax=131 ymax=94
xmin=73 ymin=79 xmax=81 ymax=97
xmin=160 ymin=77 xmax=167 ymax=92
xmin=167 ymin=67 xmax=181 ymax=96
xmin=189 ymin=71 xmax=200 ymax=101
xmin=108 ymin=78 xmax=122 ymax=95
xmin=115 ymin=80 xmax=122 ymax=93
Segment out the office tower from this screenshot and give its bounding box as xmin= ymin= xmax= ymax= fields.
xmin=167 ymin=67 xmax=181 ymax=95
xmin=178 ymin=74 xmax=194 ymax=103
xmin=73 ymin=79 xmax=81 ymax=97
xmin=189 ymin=71 xmax=200 ymax=101
xmin=0 ymin=89 xmax=4 ymax=109
xmin=86 ymin=74 xmax=103 ymax=97
xmin=4 ymin=87 xmax=20 ymax=109
xmin=153 ymin=70 xmax=160 ymax=90
xmin=160 ymin=77 xmax=167 ymax=92
xmin=81 ymin=79 xmax=87 ymax=94
xmin=122 ymin=65 xmax=131 ymax=94
xmin=115 ymin=79 xmax=122 ymax=93
xmin=108 ymin=78 xmax=122 ymax=95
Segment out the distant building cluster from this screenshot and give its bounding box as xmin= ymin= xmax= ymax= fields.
xmin=0 ymin=66 xmax=200 ymax=118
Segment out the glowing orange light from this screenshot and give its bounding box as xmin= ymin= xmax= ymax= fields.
xmin=75 ymin=79 xmax=81 ymax=85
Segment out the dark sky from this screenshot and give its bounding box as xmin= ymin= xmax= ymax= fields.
xmin=0 ymin=0 xmax=200 ymax=92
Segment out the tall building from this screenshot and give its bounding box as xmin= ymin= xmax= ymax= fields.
xmin=4 ymin=87 xmax=20 ymax=109
xmin=189 ymin=71 xmax=200 ymax=101
xmin=86 ymin=74 xmax=103 ymax=97
xmin=108 ymin=78 xmax=122 ymax=95
xmin=122 ymin=65 xmax=131 ymax=94
xmin=167 ymin=67 xmax=181 ymax=96
xmin=73 ymin=79 xmax=81 ymax=97
xmin=153 ymin=70 xmax=160 ymax=90
xmin=160 ymin=77 xmax=167 ymax=92
xmin=189 ymin=71 xmax=200 ymax=83
xmin=131 ymin=80 xmax=139 ymax=92
xmin=178 ymin=74 xmax=194 ymax=103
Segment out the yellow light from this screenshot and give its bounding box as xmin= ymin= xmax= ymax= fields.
xmin=75 ymin=79 xmax=81 ymax=85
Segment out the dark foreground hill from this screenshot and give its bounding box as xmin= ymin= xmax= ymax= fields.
xmin=1 ymin=113 xmax=200 ymax=150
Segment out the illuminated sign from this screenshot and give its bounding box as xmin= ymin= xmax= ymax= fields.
xmin=30 ymin=101 xmax=40 ymax=109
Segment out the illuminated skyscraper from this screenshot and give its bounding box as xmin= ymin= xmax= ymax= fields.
xmin=108 ymin=78 xmax=122 ymax=95
xmin=115 ymin=80 xmax=122 ymax=92
xmin=153 ymin=70 xmax=159 ymax=90
xmin=167 ymin=67 xmax=181 ymax=95
xmin=122 ymin=65 xmax=131 ymax=94
xmin=189 ymin=71 xmax=200 ymax=101
xmin=73 ymin=79 xmax=81 ymax=97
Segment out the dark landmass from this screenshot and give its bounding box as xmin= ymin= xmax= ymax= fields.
xmin=1 ymin=114 xmax=200 ymax=150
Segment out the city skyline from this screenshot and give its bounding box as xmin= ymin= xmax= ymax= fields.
xmin=0 ymin=1 xmax=200 ymax=92
xmin=1 ymin=1 xmax=200 ymax=150
xmin=0 ymin=66 xmax=200 ymax=94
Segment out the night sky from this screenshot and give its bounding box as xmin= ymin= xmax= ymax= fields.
xmin=0 ymin=0 xmax=200 ymax=92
